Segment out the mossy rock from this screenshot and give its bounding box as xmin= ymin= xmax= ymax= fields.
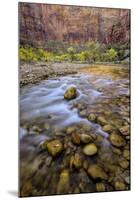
xmin=64 ymin=87 xmax=77 ymax=100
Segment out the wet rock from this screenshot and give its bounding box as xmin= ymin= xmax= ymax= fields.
xmin=31 ymin=125 xmax=42 ymax=133
xmin=112 ymin=147 xmax=122 ymax=155
xmin=46 ymin=139 xmax=63 ymax=157
xmin=109 ymin=132 xmax=126 ymax=147
xmin=83 ymin=160 xmax=89 ymax=170
xmin=70 ymin=153 xmax=82 ymax=169
xmin=97 ymin=116 xmax=107 ymax=125
xmin=119 ymin=159 xmax=129 ymax=169
xmin=44 ymin=123 xmax=50 ymax=130
xmin=96 ymin=183 xmax=106 ymax=192
xmin=123 ymin=149 xmax=130 ymax=160
xmin=57 ymin=169 xmax=70 ymax=194
xmin=88 ymin=113 xmax=97 ymax=122
xmin=71 ymin=133 xmax=81 ymax=145
xmin=66 ymin=126 xmax=76 ymax=134
xmin=114 ymin=181 xmax=126 ymax=191
xmin=83 ymin=143 xmax=98 ymax=156
xmin=64 ymin=87 xmax=77 ymax=100
xmin=87 ymin=164 xmax=108 ymax=180
xmin=119 ymin=125 xmax=129 ymax=136
xmin=82 ymin=124 xmax=92 ymax=132
xmin=80 ymin=134 xmax=93 ymax=143
xmin=79 ymin=110 xmax=87 ymax=117
xmin=103 ymin=124 xmax=113 ymax=133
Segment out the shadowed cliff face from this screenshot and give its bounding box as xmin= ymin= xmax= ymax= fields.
xmin=19 ymin=3 xmax=130 ymax=46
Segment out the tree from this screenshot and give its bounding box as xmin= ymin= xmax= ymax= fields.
xmin=67 ymin=47 xmax=76 ymax=62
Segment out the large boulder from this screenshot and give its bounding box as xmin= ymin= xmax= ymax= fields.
xmin=64 ymin=87 xmax=77 ymax=100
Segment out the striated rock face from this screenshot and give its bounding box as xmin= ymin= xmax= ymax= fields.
xmin=19 ymin=3 xmax=130 ymax=46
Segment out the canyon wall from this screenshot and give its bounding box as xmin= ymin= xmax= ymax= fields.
xmin=19 ymin=3 xmax=130 ymax=46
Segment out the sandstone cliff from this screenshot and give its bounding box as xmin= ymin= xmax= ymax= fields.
xmin=19 ymin=3 xmax=130 ymax=46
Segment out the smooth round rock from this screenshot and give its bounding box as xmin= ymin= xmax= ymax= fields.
xmin=46 ymin=139 xmax=63 ymax=157
xmin=88 ymin=164 xmax=108 ymax=180
xmin=88 ymin=113 xmax=96 ymax=122
xmin=97 ymin=116 xmax=107 ymax=125
xmin=80 ymin=134 xmax=93 ymax=143
xmin=83 ymin=143 xmax=98 ymax=156
xmin=64 ymin=87 xmax=77 ymax=100
xmin=119 ymin=159 xmax=129 ymax=169
xmin=109 ymin=132 xmax=126 ymax=147
xmin=103 ymin=124 xmax=113 ymax=133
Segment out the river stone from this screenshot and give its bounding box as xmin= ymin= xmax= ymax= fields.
xmin=97 ymin=116 xmax=107 ymax=125
xmin=119 ymin=159 xmax=129 ymax=169
xmin=123 ymin=149 xmax=130 ymax=160
xmin=57 ymin=169 xmax=70 ymax=194
xmin=114 ymin=181 xmax=126 ymax=191
xmin=66 ymin=126 xmax=76 ymax=134
xmin=87 ymin=164 xmax=108 ymax=180
xmin=80 ymin=134 xmax=93 ymax=143
xmin=96 ymin=183 xmax=106 ymax=192
xmin=109 ymin=132 xmax=126 ymax=147
xmin=46 ymin=139 xmax=63 ymax=157
xmin=83 ymin=143 xmax=98 ymax=156
xmin=79 ymin=110 xmax=87 ymax=117
xmin=64 ymin=87 xmax=77 ymax=100
xmin=70 ymin=153 xmax=82 ymax=169
xmin=103 ymin=124 xmax=113 ymax=133
xmin=88 ymin=113 xmax=97 ymax=122
xmin=119 ymin=125 xmax=129 ymax=136
xmin=71 ymin=133 xmax=81 ymax=145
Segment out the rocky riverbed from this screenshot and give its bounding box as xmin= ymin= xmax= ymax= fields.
xmin=20 ymin=63 xmax=130 ymax=197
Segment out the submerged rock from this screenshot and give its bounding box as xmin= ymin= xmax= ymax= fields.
xmin=57 ymin=169 xmax=70 ymax=194
xmin=109 ymin=132 xmax=126 ymax=147
xmin=71 ymin=133 xmax=81 ymax=145
xmin=88 ymin=113 xmax=97 ymax=122
xmin=80 ymin=134 xmax=93 ymax=143
xmin=83 ymin=143 xmax=98 ymax=156
xmin=103 ymin=124 xmax=113 ymax=133
xmin=119 ymin=159 xmax=129 ymax=169
xmin=87 ymin=164 xmax=108 ymax=180
xmin=96 ymin=182 xmax=106 ymax=192
xmin=70 ymin=153 xmax=82 ymax=169
xmin=46 ymin=139 xmax=63 ymax=157
xmin=64 ymin=87 xmax=77 ymax=100
xmin=114 ymin=181 xmax=126 ymax=191
xmin=97 ymin=116 xmax=107 ymax=125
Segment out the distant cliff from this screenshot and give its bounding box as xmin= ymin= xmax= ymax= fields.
xmin=19 ymin=3 xmax=130 ymax=46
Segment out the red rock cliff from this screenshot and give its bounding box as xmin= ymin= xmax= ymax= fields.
xmin=19 ymin=3 xmax=130 ymax=46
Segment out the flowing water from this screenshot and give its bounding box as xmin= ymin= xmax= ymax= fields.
xmin=20 ymin=66 xmax=130 ymax=196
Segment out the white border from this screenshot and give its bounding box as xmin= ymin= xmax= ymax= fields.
xmin=0 ymin=0 xmax=133 ymax=199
